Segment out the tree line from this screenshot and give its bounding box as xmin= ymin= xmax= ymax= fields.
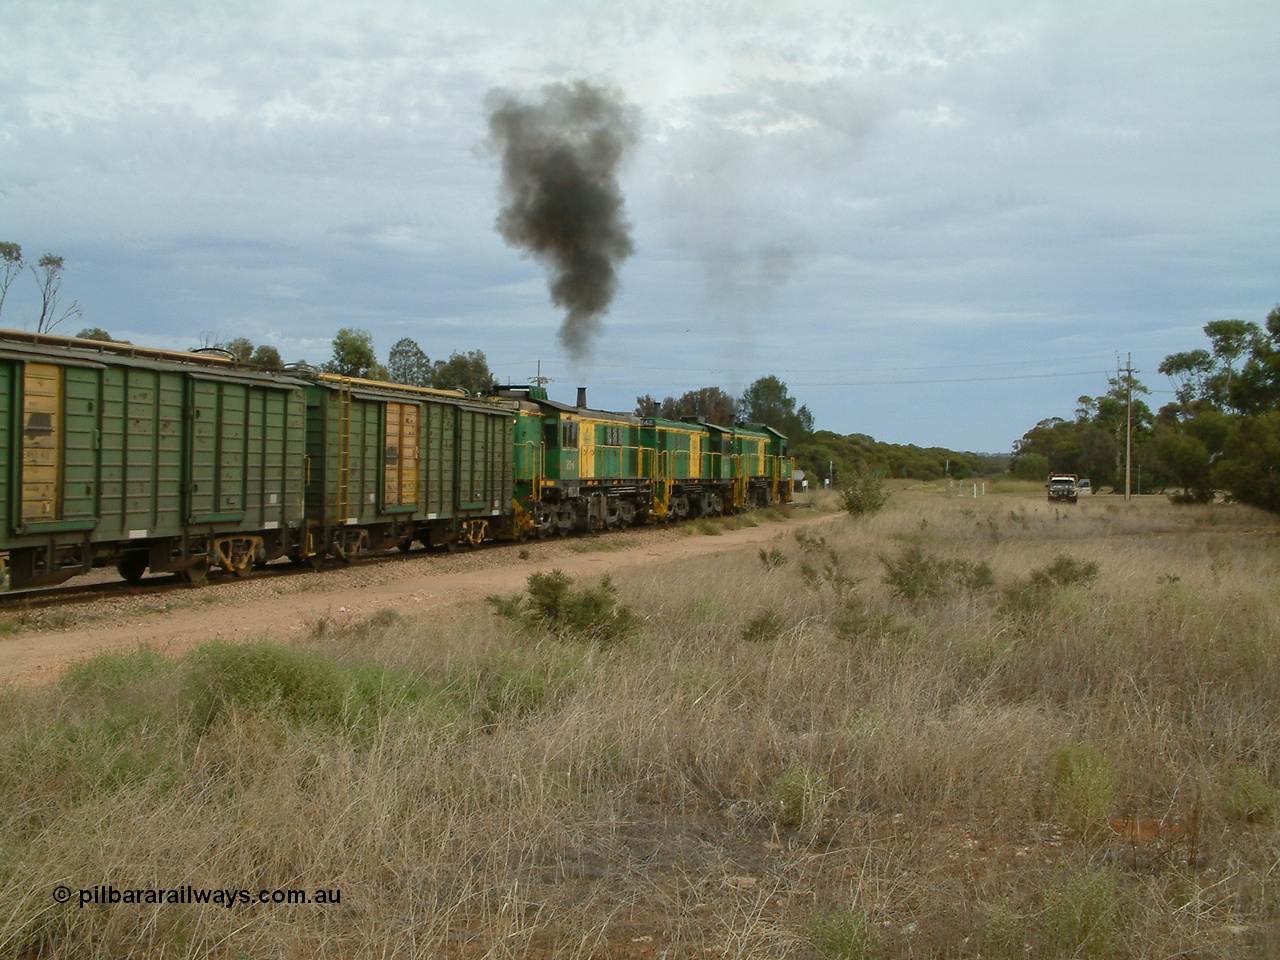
xmin=1011 ymin=304 xmax=1280 ymax=513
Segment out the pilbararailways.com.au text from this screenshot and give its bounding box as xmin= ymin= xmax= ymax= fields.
xmin=53 ymin=885 xmax=341 ymax=909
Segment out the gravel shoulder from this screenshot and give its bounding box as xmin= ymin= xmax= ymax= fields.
xmin=0 ymin=512 xmax=838 ymax=684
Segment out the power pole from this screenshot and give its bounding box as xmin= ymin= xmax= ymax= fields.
xmin=530 ymin=359 xmax=552 ymax=388
xmin=1125 ymin=352 xmax=1133 ymax=502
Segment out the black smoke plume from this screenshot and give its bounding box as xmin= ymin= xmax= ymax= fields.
xmin=486 ymin=81 xmax=639 ymax=360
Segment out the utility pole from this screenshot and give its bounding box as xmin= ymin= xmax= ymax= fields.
xmin=1125 ymin=352 xmax=1133 ymax=502
xmin=530 ymin=359 xmax=552 ymax=388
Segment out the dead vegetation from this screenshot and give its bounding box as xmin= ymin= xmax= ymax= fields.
xmin=2 ymin=493 xmax=1279 ymax=958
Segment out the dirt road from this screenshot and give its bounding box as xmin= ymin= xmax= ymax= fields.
xmin=0 ymin=513 xmax=836 ymax=684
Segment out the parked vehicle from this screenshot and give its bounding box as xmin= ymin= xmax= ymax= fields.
xmin=1047 ymin=474 xmax=1080 ymax=504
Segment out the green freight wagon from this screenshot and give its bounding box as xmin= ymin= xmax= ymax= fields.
xmin=0 ymin=331 xmax=307 ymax=589
xmin=299 ymin=374 xmax=515 ymax=558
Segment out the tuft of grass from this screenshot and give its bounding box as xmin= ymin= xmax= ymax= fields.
xmin=1224 ymin=764 xmax=1280 ymax=822
xmin=742 ymin=610 xmax=786 ymax=643
xmin=772 ymin=762 xmax=833 ymax=828
xmin=186 ymin=640 xmax=434 ymax=731
xmin=809 ymin=907 xmax=881 ymax=960
xmin=1046 ymin=742 xmax=1116 ymax=838
xmin=758 ymin=546 xmax=788 ymax=570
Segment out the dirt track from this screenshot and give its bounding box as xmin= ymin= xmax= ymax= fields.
xmin=0 ymin=513 xmax=836 ymax=685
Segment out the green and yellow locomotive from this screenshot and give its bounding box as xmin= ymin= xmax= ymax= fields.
xmin=501 ymin=385 xmax=793 ymax=538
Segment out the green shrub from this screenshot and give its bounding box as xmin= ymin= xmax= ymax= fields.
xmin=1039 ymin=864 xmax=1117 ymax=958
xmin=487 ymin=570 xmax=640 ymax=643
xmin=1225 ymin=765 xmax=1280 ymax=822
xmin=1046 ymin=742 xmax=1116 ymax=838
xmin=808 ymin=908 xmax=880 ymax=960
xmin=880 ymin=545 xmax=993 ymax=602
xmin=1031 ymin=555 xmax=1100 ymax=589
xmin=839 ymin=466 xmax=889 ymax=518
xmin=772 ymin=762 xmax=833 ymax=828
xmin=1002 ymin=554 xmax=1100 ymax=617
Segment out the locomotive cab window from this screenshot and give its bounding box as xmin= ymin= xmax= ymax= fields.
xmin=561 ymin=420 xmax=579 ymax=448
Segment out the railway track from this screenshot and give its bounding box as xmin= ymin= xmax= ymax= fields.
xmin=0 ymin=542 xmax=495 ymax=613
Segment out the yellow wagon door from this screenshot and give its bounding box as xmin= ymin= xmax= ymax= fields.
xmin=22 ymin=363 xmax=62 ymax=523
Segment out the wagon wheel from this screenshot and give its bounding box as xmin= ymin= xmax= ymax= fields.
xmin=117 ymin=555 xmax=147 ymax=584
xmin=397 ymin=538 xmax=414 ymax=553
xmin=229 ymin=540 xmax=255 ymax=578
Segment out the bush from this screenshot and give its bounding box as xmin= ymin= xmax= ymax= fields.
xmin=1039 ymin=864 xmax=1117 ymax=958
xmin=880 ymin=545 xmax=993 ymax=602
xmin=839 ymin=466 xmax=889 ymax=518
xmin=487 ymin=570 xmax=640 ymax=643
xmin=1002 ymin=554 xmax=1099 ymax=617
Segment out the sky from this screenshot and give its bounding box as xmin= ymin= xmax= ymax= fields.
xmin=3 ymin=0 xmax=1278 ymax=453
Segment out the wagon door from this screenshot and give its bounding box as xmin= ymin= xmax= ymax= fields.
xmin=184 ymin=377 xmax=248 ymax=523
xmin=17 ymin=362 xmax=100 ymax=528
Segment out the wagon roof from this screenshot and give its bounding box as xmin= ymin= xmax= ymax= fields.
xmin=0 ymin=328 xmax=308 ymax=386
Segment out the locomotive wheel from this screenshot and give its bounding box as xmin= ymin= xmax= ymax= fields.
xmin=117 ymin=555 xmax=147 ymax=584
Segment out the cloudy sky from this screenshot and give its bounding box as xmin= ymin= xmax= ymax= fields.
xmin=3 ymin=0 xmax=1277 ymax=452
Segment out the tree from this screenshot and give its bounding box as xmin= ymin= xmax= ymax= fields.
xmin=75 ymin=327 xmax=130 ymax=343
xmin=633 ymin=387 xmax=738 ymax=424
xmin=324 ymin=328 xmax=385 ymax=379
xmin=224 ymin=337 xmax=255 ymax=362
xmin=739 ymin=375 xmax=813 ymax=439
xmin=429 ymin=350 xmax=495 ymax=394
xmin=1158 ymin=349 xmax=1214 ymax=409
xmin=250 ymin=345 xmax=283 ymax=371
xmin=1214 ymin=412 xmax=1280 ymax=513
xmin=387 ymin=338 xmax=433 ymax=387
xmin=31 ymin=254 xmax=82 ymax=333
xmin=0 ymin=242 xmax=24 ymax=322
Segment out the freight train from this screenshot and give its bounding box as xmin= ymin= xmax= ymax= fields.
xmin=0 ymin=330 xmax=793 ymax=590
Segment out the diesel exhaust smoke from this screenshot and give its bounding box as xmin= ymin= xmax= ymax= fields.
xmin=486 ymin=81 xmax=639 ymax=361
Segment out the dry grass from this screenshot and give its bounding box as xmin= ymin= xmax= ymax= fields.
xmin=3 ymin=493 xmax=1280 ymax=958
